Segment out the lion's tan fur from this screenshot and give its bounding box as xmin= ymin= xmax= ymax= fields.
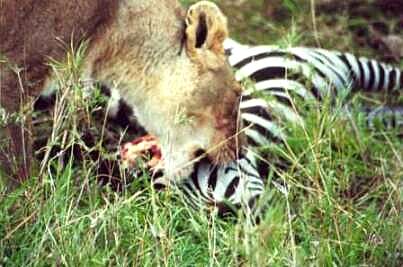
xmin=0 ymin=0 xmax=242 ymax=182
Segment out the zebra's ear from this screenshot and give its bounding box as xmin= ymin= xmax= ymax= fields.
xmin=185 ymin=1 xmax=228 ymax=59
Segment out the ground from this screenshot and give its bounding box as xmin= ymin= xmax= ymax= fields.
xmin=0 ymin=1 xmax=402 ymax=266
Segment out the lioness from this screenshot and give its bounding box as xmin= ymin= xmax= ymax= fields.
xmin=0 ymin=0 xmax=242 ymax=183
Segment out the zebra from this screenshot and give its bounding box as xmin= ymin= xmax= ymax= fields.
xmin=139 ymin=39 xmax=403 ymax=216
xmin=35 ymin=39 xmax=402 ymax=216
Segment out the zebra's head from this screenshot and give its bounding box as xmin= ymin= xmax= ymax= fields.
xmin=155 ymin=1 xmax=244 ymax=180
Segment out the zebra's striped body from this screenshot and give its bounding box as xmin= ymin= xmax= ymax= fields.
xmin=35 ymin=39 xmax=402 ymax=215
xmin=170 ymin=39 xmax=402 ymax=215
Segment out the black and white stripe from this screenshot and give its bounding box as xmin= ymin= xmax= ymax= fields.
xmin=364 ymin=106 xmax=403 ymax=129
xmin=177 ymin=150 xmax=264 ymax=216
xmin=170 ymin=39 xmax=402 ymax=214
xmin=226 ymin=39 xmax=402 ymax=96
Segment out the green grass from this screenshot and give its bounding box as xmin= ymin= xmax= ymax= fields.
xmin=1 ymin=1 xmax=402 ymax=266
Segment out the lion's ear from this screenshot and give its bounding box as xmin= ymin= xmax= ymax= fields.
xmin=185 ymin=1 xmax=228 ymax=59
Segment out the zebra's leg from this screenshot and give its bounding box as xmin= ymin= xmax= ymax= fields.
xmin=339 ymin=52 xmax=402 ymax=93
xmin=363 ymin=105 xmax=403 ymax=131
